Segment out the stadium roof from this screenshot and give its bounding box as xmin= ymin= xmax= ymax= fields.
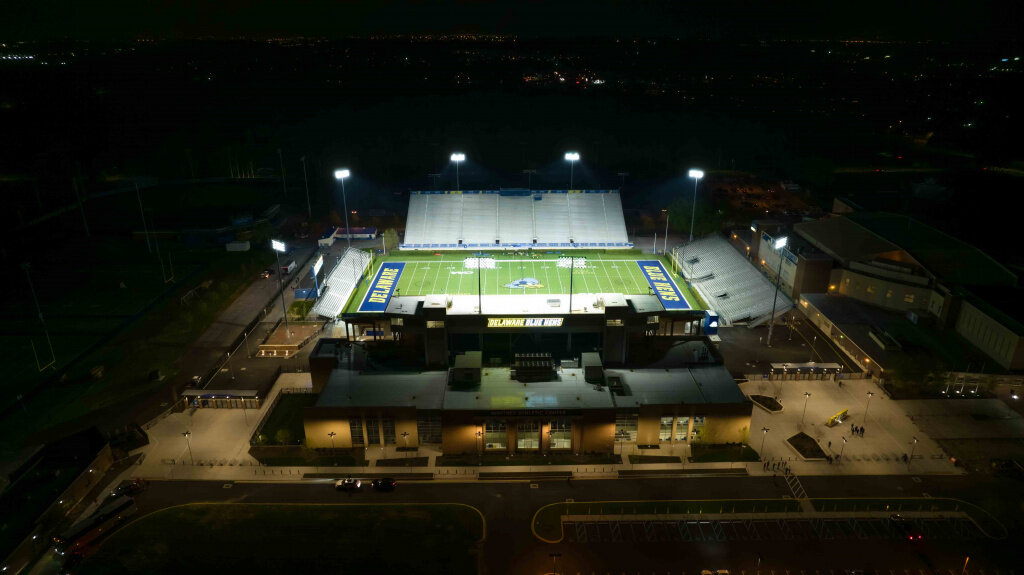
xmin=795 ymin=212 xmax=1017 ymax=288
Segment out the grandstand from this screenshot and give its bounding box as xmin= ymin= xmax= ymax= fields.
xmin=671 ymin=235 xmax=792 ymax=326
xmin=401 ymin=190 xmax=631 ymax=249
xmin=311 ymin=248 xmax=374 ymax=318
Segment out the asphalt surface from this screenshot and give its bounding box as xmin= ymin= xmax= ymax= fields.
xmin=125 ymin=474 xmax=1022 ymax=574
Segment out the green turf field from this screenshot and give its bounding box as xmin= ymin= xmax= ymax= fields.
xmin=342 ymin=251 xmax=703 ymax=313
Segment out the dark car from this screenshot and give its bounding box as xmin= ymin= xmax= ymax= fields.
xmin=111 ymin=478 xmax=148 ymax=498
xmin=890 ymin=514 xmax=923 ymax=541
xmin=372 ymin=478 xmax=397 ymax=491
xmin=260 ymin=268 xmax=275 ymax=279
xmin=335 ymin=478 xmax=361 ymax=491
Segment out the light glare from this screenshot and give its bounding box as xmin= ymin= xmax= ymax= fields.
xmin=450 ymin=153 xmax=465 ymax=162
xmin=334 ymin=169 xmax=350 ymax=180
xmin=564 ymin=152 xmax=580 ymax=161
xmin=688 ymin=169 xmax=704 ymax=179
xmin=774 ymin=236 xmax=788 ymax=249
xmin=271 ymin=239 xmax=286 ymax=252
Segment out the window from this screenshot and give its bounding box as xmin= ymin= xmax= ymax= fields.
xmin=416 ymin=412 xmax=442 ymax=444
xmin=885 ymin=288 xmax=893 ymax=299
xmin=866 ymin=284 xmax=876 ymax=294
xmin=647 ymin=315 xmax=660 ymax=324
xmin=615 ymin=413 xmax=638 ymax=442
xmin=675 ymin=417 xmax=689 ymax=441
xmin=484 ymin=420 xmax=506 ymax=450
xmin=903 ymin=293 xmax=915 ymax=303
xmin=365 ymin=417 xmax=381 ymax=445
xmin=349 ymin=416 xmax=364 ymax=446
xmin=844 ymin=277 xmax=851 ymax=286
xmin=517 ymin=421 xmax=540 ymax=449
xmin=606 ymin=319 xmax=623 ymax=327
xmin=549 ymin=419 xmax=572 ymax=449
xmin=690 ymin=415 xmax=706 ymax=442
xmin=659 ymin=417 xmax=674 ymax=442
xmin=390 ymin=317 xmax=403 ymax=326
xmin=426 ymin=320 xmax=445 ymax=329
xmin=381 ymin=417 xmax=396 ymax=444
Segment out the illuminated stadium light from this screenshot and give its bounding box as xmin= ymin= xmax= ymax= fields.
xmin=564 ymin=152 xmax=580 ymax=161
xmin=271 ymin=239 xmax=286 ymax=252
xmin=334 ymin=169 xmax=350 ymax=180
xmin=450 ymin=153 xmax=465 ymax=190
xmin=774 ymin=236 xmax=788 ymax=250
xmin=688 ymin=169 xmax=704 ymax=179
xmin=450 ymin=153 xmax=465 ymax=162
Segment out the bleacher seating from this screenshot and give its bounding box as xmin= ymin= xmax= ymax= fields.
xmin=670 ymin=235 xmax=793 ymax=326
xmin=312 ymin=248 xmax=373 ymax=318
xmin=401 ymin=190 xmax=631 ymax=249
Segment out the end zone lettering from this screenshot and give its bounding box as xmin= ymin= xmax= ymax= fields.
xmin=357 ymin=263 xmax=406 ymax=312
xmin=487 ymin=317 xmax=564 ymax=328
xmin=636 ymin=260 xmax=690 ymax=311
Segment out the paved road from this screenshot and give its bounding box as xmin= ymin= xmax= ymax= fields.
xmin=127 ymin=474 xmax=1021 ymax=574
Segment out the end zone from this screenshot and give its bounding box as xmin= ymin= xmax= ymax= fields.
xmin=358 ymin=262 xmax=405 ymax=312
xmin=636 ymin=260 xmax=691 ymax=310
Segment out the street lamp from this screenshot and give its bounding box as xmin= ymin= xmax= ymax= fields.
xmin=839 ymin=436 xmax=847 ymax=461
xmin=182 ymin=431 xmax=194 ymax=465
xmin=401 ymin=431 xmax=410 ymax=455
xmin=564 ymin=152 xmax=580 ymax=189
xmin=766 ymin=236 xmax=788 ymax=348
xmin=908 ymin=436 xmax=918 ymax=468
xmin=450 ymin=153 xmax=465 ymax=190
xmin=328 ymin=431 xmax=337 ymax=451
xmin=801 ymin=392 xmax=812 ymax=425
xmin=333 ymin=169 xmax=352 ymax=250
xmin=476 ymin=430 xmax=483 ymax=465
xmin=687 ymin=169 xmax=703 ymax=242
xmin=864 ymin=391 xmax=875 ymax=422
xmin=759 ymin=427 xmax=770 ymax=459
xmin=271 ymin=239 xmax=291 ymax=340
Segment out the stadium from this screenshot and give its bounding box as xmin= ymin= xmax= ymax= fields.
xmin=293 ymin=185 xmax=754 ymax=458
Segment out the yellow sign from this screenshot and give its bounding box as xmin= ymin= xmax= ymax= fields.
xmin=825 ymin=409 xmax=848 ymax=428
xmin=487 ymin=317 xmax=564 ymax=328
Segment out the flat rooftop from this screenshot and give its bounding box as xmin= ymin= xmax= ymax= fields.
xmin=609 ymin=365 xmax=748 ymax=408
xmin=443 ymin=367 xmax=615 ymax=410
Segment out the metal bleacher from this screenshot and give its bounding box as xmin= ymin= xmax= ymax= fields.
xmin=312 ymin=247 xmax=373 ymax=318
xmin=671 ymin=235 xmax=792 ymax=326
xmin=401 ymin=190 xmax=632 ymax=249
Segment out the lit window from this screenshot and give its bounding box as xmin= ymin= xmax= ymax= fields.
xmin=390 ymin=317 xmax=404 ymax=326
xmin=647 ymin=315 xmax=660 ymax=324
xmin=484 ymin=421 xmax=506 ymax=450
xmin=549 ymin=419 xmax=572 ymax=449
xmin=866 ymin=285 xmax=876 ymax=294
xmin=659 ymin=417 xmax=674 ymax=442
xmin=426 ymin=320 xmax=445 ymax=329
xmin=516 ymin=421 xmax=540 ymax=449
xmin=904 ymin=294 xmax=915 ymax=303
xmin=885 ymin=289 xmax=893 ymax=299
xmin=606 ymin=319 xmax=623 ymax=326
xmin=674 ymin=417 xmax=689 ymax=441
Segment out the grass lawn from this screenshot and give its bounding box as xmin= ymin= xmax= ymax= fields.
xmin=436 ymin=453 xmax=620 ymax=467
xmin=343 ymin=250 xmax=703 ymax=314
xmin=533 ymin=498 xmax=803 ymax=542
xmin=81 ymin=503 xmax=484 ymax=575
xmin=689 ymin=444 xmax=760 ymax=463
xmin=253 ymin=393 xmax=319 ymax=445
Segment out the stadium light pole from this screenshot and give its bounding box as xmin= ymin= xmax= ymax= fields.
xmin=450 ymin=153 xmax=465 ymax=190
xmin=334 ymin=169 xmax=352 ymax=250
xmin=687 ymin=169 xmax=704 ymax=242
xmin=272 ymin=239 xmax=291 ymax=340
xmin=564 ymin=152 xmax=580 ymax=189
xmin=765 ymin=235 xmax=788 ymax=348
xmin=523 ymin=169 xmax=537 ymax=190
xmin=300 ymin=156 xmax=312 ymax=219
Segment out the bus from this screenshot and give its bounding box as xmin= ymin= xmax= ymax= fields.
xmin=53 ymin=496 xmax=137 ymax=554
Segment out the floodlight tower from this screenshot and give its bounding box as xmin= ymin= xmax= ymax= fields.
xmin=687 ymin=169 xmax=704 ymax=242
xmin=271 ymin=239 xmax=291 ymax=340
xmin=765 ymin=236 xmax=788 ymax=347
xmin=564 ymin=152 xmax=580 ymax=189
xmin=334 ymin=169 xmax=352 ymax=250
xmin=450 ymin=153 xmax=465 ymax=190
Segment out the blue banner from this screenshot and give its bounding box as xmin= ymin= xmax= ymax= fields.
xmin=636 ymin=260 xmax=691 ymax=310
xmin=358 ymin=262 xmax=405 ymax=312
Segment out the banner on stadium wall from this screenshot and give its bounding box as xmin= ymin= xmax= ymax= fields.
xmin=358 ymin=263 xmax=405 ymax=312
xmin=636 ymin=260 xmax=691 ymax=310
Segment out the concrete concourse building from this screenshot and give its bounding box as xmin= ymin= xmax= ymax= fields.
xmin=303 ymin=338 xmax=752 ymax=455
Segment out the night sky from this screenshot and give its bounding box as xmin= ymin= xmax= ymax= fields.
xmin=2 ymin=0 xmax=1021 ymax=41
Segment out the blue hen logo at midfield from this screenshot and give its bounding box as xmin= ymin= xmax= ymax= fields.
xmin=504 ymin=277 xmax=544 ymax=289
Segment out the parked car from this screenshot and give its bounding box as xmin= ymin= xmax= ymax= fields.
xmin=111 ymin=478 xmax=148 ymax=497
xmin=335 ymin=478 xmax=361 ymax=491
xmin=371 ymin=478 xmax=397 ymax=491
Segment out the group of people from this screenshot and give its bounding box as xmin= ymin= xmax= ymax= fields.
xmin=850 ymin=423 xmax=866 ymax=437
xmin=762 ymin=458 xmax=792 ymax=476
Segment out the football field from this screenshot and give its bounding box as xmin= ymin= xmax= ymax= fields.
xmin=346 ymin=252 xmax=702 ymax=313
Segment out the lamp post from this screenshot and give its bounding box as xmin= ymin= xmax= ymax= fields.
xmin=328 ymin=431 xmax=337 ymax=451
xmin=227 ymin=352 xmax=234 ymax=381
xmin=450 ymin=153 xmax=465 ymax=190
xmin=564 ymin=152 xmax=580 ymax=189
xmin=839 ymin=436 xmax=847 ymax=461
xmin=476 ymin=430 xmax=483 ymax=465
xmin=766 ymin=236 xmax=788 ymax=348
xmin=864 ymin=391 xmax=875 ymax=422
xmin=333 ymin=169 xmax=352 ymax=250
xmin=182 ymin=431 xmax=194 ymax=465
xmin=687 ymin=169 xmax=703 ymax=242
xmin=908 ymin=436 xmax=918 ymax=468
xmin=759 ymin=427 xmax=770 ymax=459
xmin=300 ymin=156 xmax=312 ymax=219
xmin=801 ymin=391 xmax=811 ymax=425
xmin=271 ymin=239 xmax=291 ymax=340
xmin=401 ymin=431 xmax=410 ymax=456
